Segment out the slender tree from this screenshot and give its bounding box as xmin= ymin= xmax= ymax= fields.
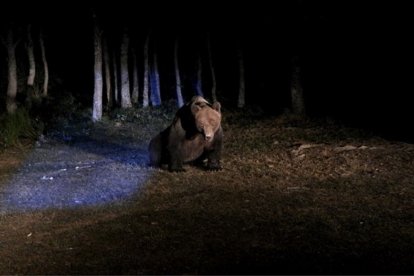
xmin=1 ymin=28 xmax=18 ymax=114
xmin=39 ymin=30 xmax=49 ymax=97
xmin=112 ymin=48 xmax=119 ymax=105
xmin=195 ymin=52 xmax=203 ymax=96
xmin=26 ymin=24 xmax=36 ymax=87
xmin=119 ymin=27 xmax=132 ymax=108
xmin=103 ymin=36 xmax=112 ymax=109
xmin=290 ymin=56 xmax=306 ymax=116
xmin=174 ymin=38 xmax=184 ymax=107
xmin=237 ymin=46 xmax=245 ymax=108
xmin=206 ymin=33 xmax=217 ymax=102
xmin=150 ymin=50 xmax=161 ymax=106
xmin=142 ymin=33 xmax=150 ymax=107
xmin=92 ymin=12 xmax=103 ymax=122
xmin=131 ymin=48 xmax=139 ymax=105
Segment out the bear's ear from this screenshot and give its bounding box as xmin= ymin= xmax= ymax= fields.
xmin=191 ymin=103 xmax=202 ymax=114
xmin=212 ymin=102 xmax=221 ymax=113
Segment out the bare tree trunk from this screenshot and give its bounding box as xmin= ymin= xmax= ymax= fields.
xmin=26 ymin=24 xmax=36 ymax=87
xmin=131 ymin=48 xmax=139 ymax=105
xmin=92 ymin=12 xmax=103 ymax=122
xmin=207 ymin=33 xmax=217 ymax=102
xmin=174 ymin=38 xmax=184 ymax=107
xmin=112 ymin=49 xmax=119 ymax=105
xmin=3 ymin=28 xmax=18 ymax=114
xmin=142 ymin=33 xmax=149 ymax=107
xmin=195 ymin=53 xmax=203 ymax=96
xmin=150 ymin=51 xmax=161 ymax=106
xmin=291 ymin=56 xmax=306 ymax=116
xmin=103 ymin=36 xmax=112 ymax=109
xmin=120 ymin=28 xmax=132 ymax=108
xmin=237 ymin=47 xmax=245 ymax=108
xmin=39 ymin=30 xmax=49 ymax=97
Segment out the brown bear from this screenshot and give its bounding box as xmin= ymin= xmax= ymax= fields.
xmin=148 ymin=96 xmax=223 ymax=172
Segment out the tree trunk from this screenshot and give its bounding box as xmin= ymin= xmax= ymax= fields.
xmin=195 ymin=53 xmax=203 ymax=97
xmin=174 ymin=38 xmax=184 ymax=107
xmin=26 ymin=24 xmax=36 ymax=87
xmin=39 ymin=30 xmax=49 ymax=97
xmin=120 ymin=28 xmax=132 ymax=108
xmin=92 ymin=13 xmax=103 ymax=122
xmin=142 ymin=33 xmax=149 ymax=107
xmin=4 ymin=28 xmax=18 ymax=114
xmin=150 ymin=51 xmax=161 ymax=106
xmin=112 ymin=49 xmax=119 ymax=105
xmin=237 ymin=47 xmax=245 ymax=108
xmin=103 ymin=36 xmax=112 ymax=109
xmin=291 ymin=56 xmax=306 ymax=116
xmin=206 ymin=33 xmax=217 ymax=102
xmin=131 ymin=48 xmax=139 ymax=105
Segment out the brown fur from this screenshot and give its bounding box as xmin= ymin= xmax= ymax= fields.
xmin=149 ymin=96 xmax=223 ymax=172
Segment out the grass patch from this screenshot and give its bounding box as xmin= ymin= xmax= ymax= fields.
xmin=0 ymin=108 xmax=41 ymax=150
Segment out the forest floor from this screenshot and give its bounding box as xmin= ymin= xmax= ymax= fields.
xmin=0 ymin=107 xmax=413 ymax=274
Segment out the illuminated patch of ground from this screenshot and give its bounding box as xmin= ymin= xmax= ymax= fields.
xmin=1 ymin=136 xmax=149 ymax=212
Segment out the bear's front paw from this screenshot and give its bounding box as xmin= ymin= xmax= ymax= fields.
xmin=206 ymin=164 xmax=222 ymax=171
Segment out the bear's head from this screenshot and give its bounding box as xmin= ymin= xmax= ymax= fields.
xmin=191 ymin=99 xmax=221 ymax=142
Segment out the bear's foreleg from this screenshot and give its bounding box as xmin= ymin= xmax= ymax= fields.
xmin=206 ymin=130 xmax=223 ymax=171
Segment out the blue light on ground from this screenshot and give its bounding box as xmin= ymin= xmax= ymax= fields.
xmin=0 ymin=138 xmax=152 ymax=213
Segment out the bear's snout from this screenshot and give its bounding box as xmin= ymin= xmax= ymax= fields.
xmin=202 ymin=128 xmax=215 ymax=141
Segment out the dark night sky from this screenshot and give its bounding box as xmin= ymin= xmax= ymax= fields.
xmin=1 ymin=1 xmax=413 ymax=141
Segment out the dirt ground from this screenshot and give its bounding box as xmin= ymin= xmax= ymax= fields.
xmin=0 ymin=109 xmax=413 ymax=274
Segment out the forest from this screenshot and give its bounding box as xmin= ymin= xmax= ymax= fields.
xmin=0 ymin=1 xmax=413 ymax=274
xmin=0 ymin=2 xmax=412 ymax=139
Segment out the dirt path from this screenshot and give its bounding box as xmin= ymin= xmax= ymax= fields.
xmin=0 ymin=120 xmax=156 ymax=273
xmin=1 ymin=129 xmax=149 ymax=213
xmin=1 ymin=114 xmax=413 ymax=274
